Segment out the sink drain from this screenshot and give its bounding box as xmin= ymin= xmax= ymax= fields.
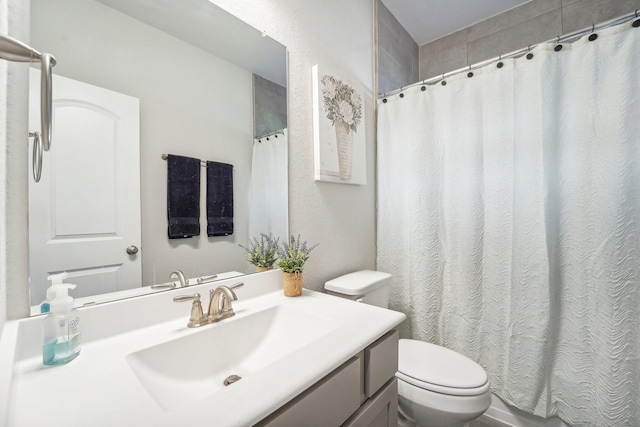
xmin=224 ymin=374 xmax=242 ymax=386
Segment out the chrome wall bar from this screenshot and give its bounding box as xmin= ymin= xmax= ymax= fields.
xmin=0 ymin=33 xmax=56 ymax=183
xmin=160 ymin=153 xmax=208 ymax=167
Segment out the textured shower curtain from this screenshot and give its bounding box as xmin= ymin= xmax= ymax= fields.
xmin=377 ymin=23 xmax=640 ymax=426
xmin=248 ymin=129 xmax=288 ymax=244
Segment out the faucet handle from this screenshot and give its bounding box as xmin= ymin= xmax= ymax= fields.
xmin=173 ymin=293 xmax=206 ymax=328
xmin=229 ymin=282 xmax=244 ymax=290
xmin=173 ymin=293 xmax=200 ymax=303
xmin=196 ymin=274 xmax=218 ymax=284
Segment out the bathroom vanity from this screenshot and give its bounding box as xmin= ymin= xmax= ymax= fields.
xmin=0 ymin=270 xmax=405 ymax=426
xmin=259 ymin=330 xmax=399 ymax=427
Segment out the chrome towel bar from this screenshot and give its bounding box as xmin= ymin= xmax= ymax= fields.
xmin=0 ymin=33 xmax=56 ymax=182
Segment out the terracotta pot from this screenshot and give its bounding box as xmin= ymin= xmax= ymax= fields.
xmin=255 ymin=266 xmax=273 ymax=272
xmin=283 ymin=271 xmax=303 ymax=297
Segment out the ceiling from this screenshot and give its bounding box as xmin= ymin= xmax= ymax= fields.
xmin=381 ymin=0 xmax=532 ymax=45
xmin=95 ymin=0 xmax=287 ymax=87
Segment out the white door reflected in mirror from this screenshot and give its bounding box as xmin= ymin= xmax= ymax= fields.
xmin=28 ymin=70 xmax=142 ymax=305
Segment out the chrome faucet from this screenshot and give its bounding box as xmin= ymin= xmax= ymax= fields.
xmin=208 ymin=284 xmax=240 ymax=322
xmin=173 ymin=282 xmax=244 ymax=328
xmin=170 ymin=270 xmax=189 ymax=287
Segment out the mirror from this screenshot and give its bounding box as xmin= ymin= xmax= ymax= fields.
xmin=27 ymin=0 xmax=288 ymax=312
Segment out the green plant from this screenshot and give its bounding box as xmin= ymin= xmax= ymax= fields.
xmin=239 ymin=233 xmax=279 ymax=268
xmin=276 ymin=234 xmax=318 ymax=273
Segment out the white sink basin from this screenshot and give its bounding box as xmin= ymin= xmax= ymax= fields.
xmin=126 ymin=304 xmax=339 ymax=411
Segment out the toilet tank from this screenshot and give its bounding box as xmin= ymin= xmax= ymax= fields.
xmin=324 ymin=270 xmax=391 ymax=308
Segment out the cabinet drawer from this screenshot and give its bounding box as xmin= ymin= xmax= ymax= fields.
xmin=342 ymin=378 xmax=398 ymax=427
xmin=258 ymin=355 xmax=363 ymax=427
xmin=365 ymin=330 xmax=398 ymax=397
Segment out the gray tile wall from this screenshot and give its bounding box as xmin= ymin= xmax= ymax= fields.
xmin=419 ymin=0 xmax=640 ymax=80
xmin=253 ymin=74 xmax=287 ymax=139
xmin=377 ymin=0 xmax=419 ymax=95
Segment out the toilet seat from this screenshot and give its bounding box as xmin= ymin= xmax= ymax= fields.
xmin=398 ymin=339 xmax=489 ymax=397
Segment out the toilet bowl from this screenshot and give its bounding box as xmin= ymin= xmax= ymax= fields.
xmin=325 ymin=271 xmax=491 ymax=427
xmin=396 ymin=339 xmax=491 ymax=427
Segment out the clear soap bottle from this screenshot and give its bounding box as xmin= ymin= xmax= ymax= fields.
xmin=42 ymin=273 xmax=81 ymax=366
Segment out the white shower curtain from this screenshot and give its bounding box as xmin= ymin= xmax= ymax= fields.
xmin=248 ymin=128 xmax=288 ymax=244
xmin=377 ymin=23 xmax=640 ymax=426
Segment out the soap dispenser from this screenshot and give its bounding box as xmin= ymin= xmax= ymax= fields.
xmin=40 ymin=283 xmax=58 ymax=314
xmin=42 ymin=273 xmax=81 ymax=366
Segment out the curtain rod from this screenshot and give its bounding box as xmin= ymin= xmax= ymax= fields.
xmin=255 ymin=128 xmax=285 ymax=141
xmin=379 ymin=9 xmax=640 ymax=100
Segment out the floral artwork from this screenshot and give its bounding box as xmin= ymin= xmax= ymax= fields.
xmin=312 ymin=64 xmax=366 ymax=185
xmin=320 ymin=75 xmax=362 ymax=133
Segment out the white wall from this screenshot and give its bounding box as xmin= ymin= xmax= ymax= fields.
xmin=1 ymin=0 xmax=30 ymax=322
xmin=212 ymin=0 xmax=378 ymax=291
xmin=30 ymin=0 xmax=253 ymax=285
xmin=0 ymin=0 xmax=8 ymax=329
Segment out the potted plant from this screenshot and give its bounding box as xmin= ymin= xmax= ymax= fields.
xmin=277 ymin=234 xmax=318 ymax=297
xmin=240 ymin=233 xmax=279 ymax=272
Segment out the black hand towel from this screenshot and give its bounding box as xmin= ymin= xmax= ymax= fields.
xmin=206 ymin=161 xmax=234 ymax=237
xmin=167 ymin=154 xmax=201 ymax=239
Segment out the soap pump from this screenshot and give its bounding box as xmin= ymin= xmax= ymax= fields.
xmin=42 ymin=273 xmax=81 ymax=366
xmin=40 ymin=281 xmax=59 ymax=314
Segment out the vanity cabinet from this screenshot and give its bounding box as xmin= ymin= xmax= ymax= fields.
xmin=258 ymin=330 xmax=399 ymax=427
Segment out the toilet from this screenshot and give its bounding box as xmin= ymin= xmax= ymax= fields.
xmin=325 ymin=270 xmax=491 ymax=427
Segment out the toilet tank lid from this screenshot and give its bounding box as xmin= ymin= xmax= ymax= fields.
xmin=324 ymin=270 xmax=391 ymax=295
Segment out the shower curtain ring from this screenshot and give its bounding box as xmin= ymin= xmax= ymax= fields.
xmin=554 ymin=36 xmax=564 ymax=51
xmin=633 ymin=10 xmax=640 ymax=27
xmin=526 ymin=45 xmax=534 ymax=60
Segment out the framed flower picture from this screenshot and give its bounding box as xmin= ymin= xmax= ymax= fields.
xmin=312 ymin=64 xmax=366 ymax=185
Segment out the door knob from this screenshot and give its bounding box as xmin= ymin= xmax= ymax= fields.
xmin=126 ymin=245 xmax=139 ymax=255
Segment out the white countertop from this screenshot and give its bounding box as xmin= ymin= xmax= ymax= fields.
xmin=1 ymin=270 xmax=405 ymax=427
